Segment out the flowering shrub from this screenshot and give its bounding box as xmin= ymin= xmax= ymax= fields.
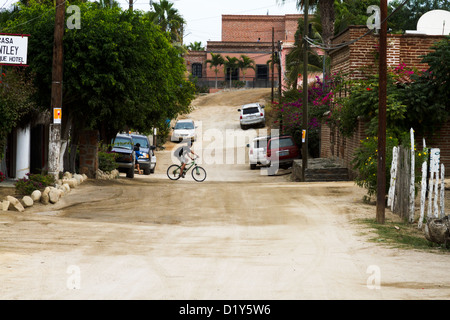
xmin=352 ymin=131 xmax=428 ymax=199
xmin=14 ymin=173 xmax=55 ymax=195
xmin=272 ymin=75 xmax=340 ymax=157
xmin=0 ymin=171 xmax=5 ymax=183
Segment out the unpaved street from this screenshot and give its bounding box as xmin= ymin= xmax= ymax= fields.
xmin=0 ymin=89 xmax=449 ymax=300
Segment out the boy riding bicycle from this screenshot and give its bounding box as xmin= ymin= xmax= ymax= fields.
xmin=174 ymin=141 xmax=199 ymax=178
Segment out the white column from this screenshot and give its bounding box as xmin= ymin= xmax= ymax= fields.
xmin=15 ymin=124 xmax=31 ymax=179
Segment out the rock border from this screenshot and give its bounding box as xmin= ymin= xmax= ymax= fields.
xmin=0 ymin=172 xmax=89 ymax=212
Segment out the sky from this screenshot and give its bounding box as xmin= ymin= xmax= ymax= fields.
xmin=118 ymin=0 xmax=301 ymax=45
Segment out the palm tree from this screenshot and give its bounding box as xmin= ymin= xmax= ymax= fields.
xmin=148 ymin=0 xmax=185 ymax=43
xmin=285 ymin=18 xmax=322 ymax=89
xmin=224 ymin=56 xmax=239 ymax=88
xmin=94 ymin=0 xmax=120 ymax=9
xmin=186 ymin=41 xmax=205 ymax=51
xmin=238 ymin=55 xmax=255 ymax=82
xmin=205 ymin=53 xmax=225 ymax=89
xmin=278 ymin=0 xmax=338 ymax=47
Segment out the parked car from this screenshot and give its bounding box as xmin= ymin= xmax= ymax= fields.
xmin=131 ymin=134 xmax=156 ymax=175
xmin=171 ymin=119 xmax=197 ymax=142
xmin=266 ymin=135 xmax=300 ymax=170
xmin=247 ymin=136 xmax=271 ymax=170
xmin=111 ymin=133 xmax=135 ymax=178
xmin=238 ymin=103 xmax=265 ymax=130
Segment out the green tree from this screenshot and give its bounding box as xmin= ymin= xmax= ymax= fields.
xmin=0 ymin=69 xmax=38 ymax=160
xmin=94 ymin=0 xmax=120 ymax=9
xmin=285 ymin=17 xmax=322 ymax=89
xmin=6 ymin=3 xmax=194 ymax=170
xmin=388 ymin=0 xmax=450 ymax=33
xmin=279 ymin=0 xmax=339 ymax=46
xmin=334 ymin=0 xmax=380 ymax=35
xmin=205 ymin=52 xmax=225 ymax=89
xmin=186 ymin=41 xmax=205 ymax=51
xmin=399 ymin=37 xmax=450 ymax=134
xmin=148 ymin=0 xmax=185 ymax=43
xmin=224 ymin=56 xmax=239 ymax=88
xmin=238 ymin=55 xmax=255 ymax=82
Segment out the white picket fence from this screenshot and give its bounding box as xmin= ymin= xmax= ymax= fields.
xmin=387 ymin=128 xmax=446 ymax=228
xmin=418 ymin=151 xmax=446 ymax=229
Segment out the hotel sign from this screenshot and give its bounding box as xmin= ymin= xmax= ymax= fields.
xmin=0 ymin=34 xmax=29 ymax=66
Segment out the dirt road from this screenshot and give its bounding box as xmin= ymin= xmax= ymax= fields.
xmin=1 ymin=89 xmax=449 ymax=300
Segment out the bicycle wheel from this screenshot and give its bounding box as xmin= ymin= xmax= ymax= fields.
xmin=167 ymin=164 xmax=182 ymax=180
xmin=191 ymin=166 xmax=207 ymax=182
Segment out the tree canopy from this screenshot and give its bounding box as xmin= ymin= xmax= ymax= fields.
xmin=4 ymin=2 xmax=195 ymax=141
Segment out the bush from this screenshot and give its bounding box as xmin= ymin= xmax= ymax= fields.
xmin=15 ymin=173 xmax=55 ymax=195
xmin=352 ymin=131 xmax=428 ymax=199
xmin=98 ymin=150 xmax=118 ymax=172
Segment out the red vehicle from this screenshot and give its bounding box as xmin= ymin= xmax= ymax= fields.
xmin=266 ymin=136 xmax=300 ymax=169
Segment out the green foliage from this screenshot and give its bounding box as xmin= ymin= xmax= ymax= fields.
xmin=98 ymin=150 xmax=118 ymax=172
xmin=335 ymin=0 xmax=380 ymax=35
xmin=351 ymin=134 xmax=399 ymax=197
xmin=0 ymin=69 xmax=38 ymax=160
xmin=5 ymin=2 xmax=195 ymax=141
xmin=352 ymin=132 xmax=428 ymax=198
xmin=388 ymin=0 xmax=450 ymax=33
xmin=336 ymin=38 xmax=450 ymax=139
xmin=14 ymin=173 xmax=55 ymax=195
xmin=400 ymin=37 xmax=450 ymax=134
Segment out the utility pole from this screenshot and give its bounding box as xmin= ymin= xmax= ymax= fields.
xmin=302 ymin=0 xmax=309 ymax=180
xmin=376 ymin=0 xmax=388 ymax=224
xmin=278 ymin=40 xmax=282 ymax=104
xmin=48 ymin=0 xmax=65 ymax=179
xmin=271 ymin=27 xmax=274 ymax=103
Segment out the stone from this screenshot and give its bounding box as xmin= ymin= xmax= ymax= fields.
xmin=6 ymin=196 xmax=25 ymax=212
xmin=2 ymin=200 xmax=10 ymax=211
xmin=62 ymin=183 xmax=71 ymax=193
xmin=49 ymin=188 xmax=61 ymax=204
xmin=63 ymin=172 xmax=72 ymax=179
xmin=41 ymin=187 xmax=50 ymax=205
xmin=22 ymin=196 xmax=34 ymax=207
xmin=73 ymin=173 xmax=83 ymax=185
xmin=31 ymin=190 xmax=42 ymax=202
xmin=63 ymin=178 xmax=78 ymax=188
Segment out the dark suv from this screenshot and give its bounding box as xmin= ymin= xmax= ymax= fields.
xmin=131 ymin=134 xmax=156 ymax=175
xmin=266 ymin=135 xmax=300 ymax=170
xmin=111 ymin=133 xmax=135 ymax=178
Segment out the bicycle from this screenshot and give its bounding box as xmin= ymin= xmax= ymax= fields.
xmin=167 ymin=157 xmax=207 ymax=182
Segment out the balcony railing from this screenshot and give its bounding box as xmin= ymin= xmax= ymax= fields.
xmin=192 ymin=77 xmax=279 ymax=91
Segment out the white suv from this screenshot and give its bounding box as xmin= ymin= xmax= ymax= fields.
xmin=238 ymin=103 xmax=265 ymax=130
xmin=247 ymin=136 xmax=270 ymax=170
xmin=171 ymin=119 xmax=197 ymax=142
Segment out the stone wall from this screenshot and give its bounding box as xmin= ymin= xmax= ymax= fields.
xmin=78 ymin=130 xmax=98 ymax=179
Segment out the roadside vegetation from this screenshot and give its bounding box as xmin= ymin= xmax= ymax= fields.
xmin=0 ymin=0 xmax=195 ymax=172
xmin=359 ymin=217 xmax=450 ymax=252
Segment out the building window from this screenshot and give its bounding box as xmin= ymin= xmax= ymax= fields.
xmin=256 ymin=65 xmax=268 ymax=80
xmin=192 ymin=63 xmax=202 ymax=78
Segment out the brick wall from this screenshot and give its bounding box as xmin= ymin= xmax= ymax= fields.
xmin=320 ymin=120 xmax=369 ymax=179
xmin=321 ymin=120 xmax=450 ymax=178
xmin=184 ymin=50 xmax=207 ymax=78
xmin=78 ymin=130 xmax=98 ymax=179
xmin=330 ymin=26 xmax=446 ymax=78
xmin=221 ymin=14 xmax=304 ymax=43
xmin=325 ymin=26 xmax=449 ymax=176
